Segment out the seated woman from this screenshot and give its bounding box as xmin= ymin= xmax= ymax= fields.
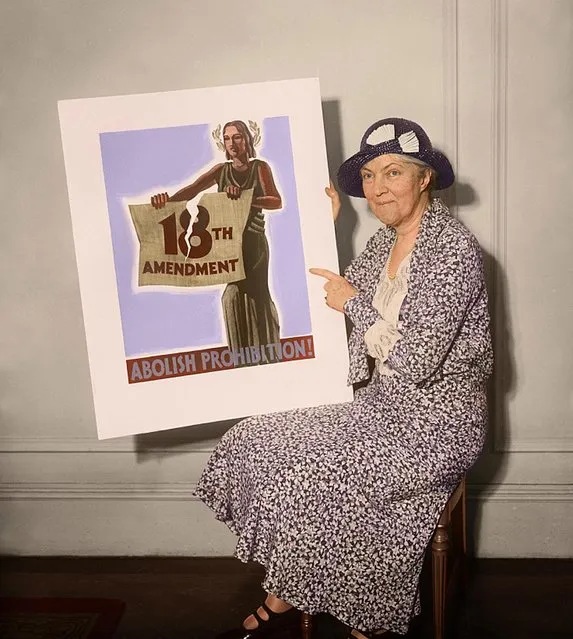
xmin=195 ymin=117 xmax=493 ymax=638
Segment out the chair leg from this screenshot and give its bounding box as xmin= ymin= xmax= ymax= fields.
xmin=432 ymin=520 xmax=449 ymax=639
xmin=459 ymin=478 xmax=468 ymax=591
xmin=461 ymin=477 xmax=467 ymax=557
xmin=301 ymin=611 xmax=312 ymax=639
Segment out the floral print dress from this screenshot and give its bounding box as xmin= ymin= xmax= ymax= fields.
xmin=195 ymin=199 xmax=493 ymax=634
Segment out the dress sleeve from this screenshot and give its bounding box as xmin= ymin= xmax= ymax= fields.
xmin=342 ymin=228 xmax=390 ymax=331
xmin=343 ymin=229 xmax=387 ymax=291
xmin=342 ymin=228 xmax=393 ymax=385
xmin=386 ymin=230 xmax=485 ymax=384
xmin=343 ymin=293 xmax=380 ymax=332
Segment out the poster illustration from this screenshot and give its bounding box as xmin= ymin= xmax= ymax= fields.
xmin=59 ymin=79 xmax=352 ymax=439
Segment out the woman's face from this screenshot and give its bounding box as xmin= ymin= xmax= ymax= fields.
xmin=360 ymin=154 xmax=430 ymax=229
xmin=223 ymin=125 xmax=247 ymax=159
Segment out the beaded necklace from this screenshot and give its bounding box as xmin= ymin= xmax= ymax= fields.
xmin=387 ymin=237 xmax=415 ymax=281
xmin=386 ymin=238 xmax=398 ymax=280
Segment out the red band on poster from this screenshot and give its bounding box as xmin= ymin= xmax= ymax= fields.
xmin=126 ymin=335 xmax=316 ymax=384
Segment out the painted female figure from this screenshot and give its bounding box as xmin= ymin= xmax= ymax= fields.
xmin=152 ymin=120 xmax=282 ymax=351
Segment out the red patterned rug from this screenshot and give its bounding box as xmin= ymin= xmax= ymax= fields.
xmin=0 ymin=598 xmax=125 ymax=638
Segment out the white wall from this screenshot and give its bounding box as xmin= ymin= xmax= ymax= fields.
xmin=0 ymin=0 xmax=571 ymax=557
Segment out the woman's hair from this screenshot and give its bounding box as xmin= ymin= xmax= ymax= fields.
xmin=222 ymin=120 xmax=256 ymax=160
xmin=402 ymin=156 xmax=437 ymax=192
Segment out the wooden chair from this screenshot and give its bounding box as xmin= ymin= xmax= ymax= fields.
xmin=300 ymin=477 xmax=467 ymax=639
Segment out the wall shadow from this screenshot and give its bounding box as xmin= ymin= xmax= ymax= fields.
xmin=440 ymin=181 xmax=514 ymax=557
xmin=466 ymin=249 xmax=514 ymax=556
xmin=134 ymin=418 xmax=238 ymax=462
xmin=321 ymin=99 xmax=359 ymax=272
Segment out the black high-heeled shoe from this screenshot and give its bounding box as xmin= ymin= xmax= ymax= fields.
xmin=216 ymin=602 xmax=300 ymax=638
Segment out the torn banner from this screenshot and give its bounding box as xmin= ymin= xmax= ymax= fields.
xmin=129 ymin=190 xmax=252 ymax=287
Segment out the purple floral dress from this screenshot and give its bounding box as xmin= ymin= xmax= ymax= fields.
xmin=195 ymin=199 xmax=493 ymax=634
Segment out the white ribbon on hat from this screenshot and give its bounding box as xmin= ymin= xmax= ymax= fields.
xmin=398 ymin=130 xmax=419 ymax=152
xmin=367 ymin=124 xmax=395 ymax=146
xmin=366 ymin=124 xmax=420 ymax=153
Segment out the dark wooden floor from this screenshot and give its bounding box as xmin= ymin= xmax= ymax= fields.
xmin=1 ymin=557 xmax=572 ymax=638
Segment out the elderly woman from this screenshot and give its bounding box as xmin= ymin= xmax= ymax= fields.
xmin=196 ymin=117 xmax=493 ymax=638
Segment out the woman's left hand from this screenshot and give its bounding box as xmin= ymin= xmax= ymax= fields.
xmin=309 ymin=268 xmax=358 ymax=312
xmin=325 ymin=180 xmax=341 ymax=221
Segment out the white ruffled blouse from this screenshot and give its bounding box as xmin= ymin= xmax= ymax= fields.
xmin=364 ymin=251 xmax=412 ymax=376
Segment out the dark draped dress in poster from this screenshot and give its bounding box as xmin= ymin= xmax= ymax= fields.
xmin=217 ymin=159 xmax=280 ymax=350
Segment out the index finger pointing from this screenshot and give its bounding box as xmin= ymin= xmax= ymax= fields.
xmin=309 ymin=268 xmax=339 ymax=281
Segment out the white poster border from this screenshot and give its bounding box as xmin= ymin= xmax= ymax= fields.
xmin=59 ymin=78 xmax=353 ymax=440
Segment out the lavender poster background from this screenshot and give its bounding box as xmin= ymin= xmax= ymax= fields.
xmin=100 ymin=116 xmax=311 ymax=358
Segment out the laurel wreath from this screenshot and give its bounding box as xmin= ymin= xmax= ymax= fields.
xmin=211 ymin=124 xmax=225 ymax=152
xmin=211 ymin=120 xmax=262 ymax=152
xmin=248 ymin=120 xmax=261 ymax=147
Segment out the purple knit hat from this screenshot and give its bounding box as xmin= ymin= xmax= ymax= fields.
xmin=337 ymin=117 xmax=455 ymax=197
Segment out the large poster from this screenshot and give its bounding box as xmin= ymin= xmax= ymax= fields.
xmin=59 ymin=78 xmax=352 ymax=439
